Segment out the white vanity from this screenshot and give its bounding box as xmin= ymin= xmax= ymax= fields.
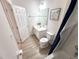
xmin=33 ymin=25 xmax=47 ymax=40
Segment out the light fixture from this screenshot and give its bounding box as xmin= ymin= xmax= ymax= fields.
xmin=39 ymin=0 xmax=47 ymax=10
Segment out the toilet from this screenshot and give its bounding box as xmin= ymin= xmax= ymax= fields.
xmin=47 ymin=32 xmax=54 ymax=44
xmin=39 ymin=32 xmax=54 ymax=48
xmin=40 ymin=38 xmax=49 ymax=48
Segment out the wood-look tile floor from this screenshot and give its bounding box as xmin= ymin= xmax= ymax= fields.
xmin=21 ymin=35 xmax=50 ymax=59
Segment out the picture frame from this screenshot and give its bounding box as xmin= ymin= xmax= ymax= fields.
xmin=50 ymin=8 xmax=61 ymax=21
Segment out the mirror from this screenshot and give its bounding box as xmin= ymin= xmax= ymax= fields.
xmin=29 ymin=8 xmax=49 ymax=27
xmin=37 ymin=8 xmax=49 ymax=27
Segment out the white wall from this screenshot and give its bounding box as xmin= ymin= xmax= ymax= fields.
xmin=12 ymin=0 xmax=39 ymax=16
xmin=12 ymin=0 xmax=71 ymax=35
xmin=0 ymin=2 xmax=19 ymax=59
xmin=1 ymin=0 xmax=22 ymax=43
xmin=62 ymin=3 xmax=78 ymax=58
xmin=58 ymin=3 xmax=78 ymax=59
xmin=47 ymin=0 xmax=71 ymax=35
xmin=11 ymin=0 xmax=40 ymax=34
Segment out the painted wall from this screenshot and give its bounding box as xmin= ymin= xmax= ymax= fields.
xmin=11 ymin=0 xmax=40 ymax=34
xmin=47 ymin=0 xmax=71 ymax=35
xmin=58 ymin=3 xmax=78 ymax=59
xmin=11 ymin=0 xmax=70 ymax=35
xmin=1 ymin=0 xmax=22 ymax=43
xmin=0 ymin=2 xmax=19 ymax=59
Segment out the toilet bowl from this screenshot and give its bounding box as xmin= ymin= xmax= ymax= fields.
xmin=40 ymin=38 xmax=49 ymax=48
xmin=39 ymin=32 xmax=54 ymax=48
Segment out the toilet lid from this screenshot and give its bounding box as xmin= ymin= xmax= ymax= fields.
xmin=40 ymin=38 xmax=48 ymax=42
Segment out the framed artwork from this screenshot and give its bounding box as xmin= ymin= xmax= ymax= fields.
xmin=50 ymin=8 xmax=61 ymax=21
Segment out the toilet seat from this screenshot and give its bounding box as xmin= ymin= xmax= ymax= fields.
xmin=40 ymin=38 xmax=48 ymax=43
xmin=40 ymin=38 xmax=49 ymax=48
xmin=39 ymin=32 xmax=54 ymax=48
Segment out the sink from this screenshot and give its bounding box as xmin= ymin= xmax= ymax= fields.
xmin=33 ymin=25 xmax=47 ymax=39
xmin=34 ymin=25 xmax=46 ymax=31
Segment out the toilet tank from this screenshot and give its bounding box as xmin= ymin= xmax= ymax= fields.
xmin=47 ymin=32 xmax=54 ymax=44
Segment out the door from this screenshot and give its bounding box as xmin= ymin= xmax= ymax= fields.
xmin=0 ymin=2 xmax=19 ymax=59
xmin=13 ymin=5 xmax=29 ymax=42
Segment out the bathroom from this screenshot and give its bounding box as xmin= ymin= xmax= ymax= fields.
xmin=0 ymin=0 xmax=78 ymax=59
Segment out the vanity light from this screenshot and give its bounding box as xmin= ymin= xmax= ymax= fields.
xmin=39 ymin=0 xmax=47 ymax=10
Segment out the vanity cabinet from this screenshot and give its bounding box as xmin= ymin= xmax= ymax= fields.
xmin=33 ymin=25 xmax=47 ymax=40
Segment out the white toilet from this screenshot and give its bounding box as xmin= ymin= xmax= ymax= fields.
xmin=40 ymin=38 xmax=49 ymax=48
xmin=39 ymin=32 xmax=54 ymax=48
